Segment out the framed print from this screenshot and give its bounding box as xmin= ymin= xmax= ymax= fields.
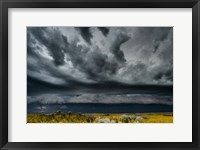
xmin=0 ymin=0 xmax=199 ymax=150
xmin=26 ymin=26 xmax=173 ymax=124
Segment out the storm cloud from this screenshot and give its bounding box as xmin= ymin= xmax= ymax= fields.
xmin=28 ymin=27 xmax=69 ymax=66
xmin=97 ymin=27 xmax=110 ymax=36
xmin=75 ymin=27 xmax=93 ymax=44
xmin=27 ymin=27 xmax=173 ymax=104
xmin=28 ymin=93 xmax=172 ymax=105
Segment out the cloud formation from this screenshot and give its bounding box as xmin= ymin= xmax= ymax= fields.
xmin=28 ymin=93 xmax=172 ymax=105
xmin=97 ymin=27 xmax=110 ymax=36
xmin=27 ymin=27 xmax=173 ymax=104
xmin=75 ymin=27 xmax=93 ymax=44
xmin=28 ymin=27 xmax=68 ymax=66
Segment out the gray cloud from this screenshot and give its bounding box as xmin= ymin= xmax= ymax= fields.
xmin=57 ymin=31 xmax=131 ymax=82
xmin=75 ymin=27 xmax=93 ymax=44
xmin=28 ymin=93 xmax=172 ymax=105
xmin=153 ymin=28 xmax=171 ymax=53
xmin=110 ymin=33 xmax=130 ymax=63
xmin=27 ymin=27 xmax=173 ymax=101
xmin=97 ymin=27 xmax=110 ymax=36
xmin=28 ymin=27 xmax=68 ymax=66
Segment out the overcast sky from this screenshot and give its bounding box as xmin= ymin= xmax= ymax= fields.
xmin=27 ymin=27 xmax=173 ymax=104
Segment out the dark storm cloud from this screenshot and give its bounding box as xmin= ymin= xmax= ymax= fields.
xmin=154 ymin=69 xmax=173 ymax=82
xmin=27 ymin=29 xmax=90 ymax=90
xmin=63 ymin=40 xmax=122 ymax=81
xmin=27 ymin=75 xmax=70 ymax=96
xmin=28 ymin=93 xmax=172 ymax=105
xmin=58 ymin=29 xmax=131 ymax=82
xmin=28 ymin=27 xmax=68 ymax=66
xmin=27 ymin=27 xmax=173 ymax=85
xmin=75 ymin=27 xmax=93 ymax=44
xmin=120 ymin=27 xmax=173 ymax=84
xmin=125 ymin=27 xmax=172 ymax=53
xmin=27 ymin=27 xmax=173 ymax=104
xmin=153 ymin=28 xmax=171 ymax=53
xmin=27 ymin=31 xmax=39 ymax=57
xmin=110 ymin=33 xmax=130 ymax=63
xmin=97 ymin=27 xmax=110 ymax=36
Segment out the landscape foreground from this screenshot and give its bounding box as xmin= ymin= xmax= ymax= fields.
xmin=27 ymin=112 xmax=173 ymax=123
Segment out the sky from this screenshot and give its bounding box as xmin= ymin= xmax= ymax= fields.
xmin=27 ymin=27 xmax=173 ymax=104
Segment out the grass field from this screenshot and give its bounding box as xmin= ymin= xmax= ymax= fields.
xmin=27 ymin=112 xmax=173 ymax=123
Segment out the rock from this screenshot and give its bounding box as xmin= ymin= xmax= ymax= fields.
xmin=121 ymin=114 xmax=129 ymax=120
xmin=96 ymin=118 xmax=110 ymax=123
xmin=135 ymin=116 xmax=143 ymax=121
xmin=131 ymin=116 xmax=136 ymax=120
xmin=111 ymin=120 xmax=116 ymax=123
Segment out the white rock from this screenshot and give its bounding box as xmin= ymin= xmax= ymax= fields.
xmin=98 ymin=118 xmax=110 ymax=123
xmin=111 ymin=120 xmax=116 ymax=123
xmin=135 ymin=116 xmax=143 ymax=121
xmin=121 ymin=114 xmax=129 ymax=120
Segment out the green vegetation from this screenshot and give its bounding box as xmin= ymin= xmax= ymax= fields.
xmin=27 ymin=112 xmax=173 ymax=123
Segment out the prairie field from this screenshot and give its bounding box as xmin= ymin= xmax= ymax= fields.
xmin=27 ymin=112 xmax=173 ymax=123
